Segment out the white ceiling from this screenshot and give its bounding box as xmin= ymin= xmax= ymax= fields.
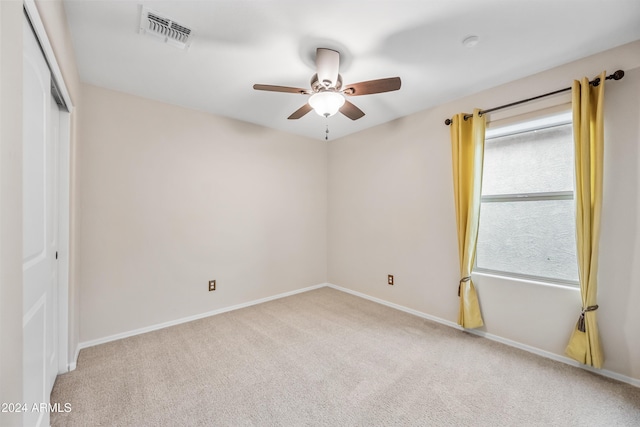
xmin=63 ymin=0 xmax=640 ymax=141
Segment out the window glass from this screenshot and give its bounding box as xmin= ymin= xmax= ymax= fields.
xmin=475 ymin=112 xmax=578 ymax=284
xmin=476 ymin=199 xmax=578 ymax=282
xmin=482 ymin=124 xmax=574 ymax=195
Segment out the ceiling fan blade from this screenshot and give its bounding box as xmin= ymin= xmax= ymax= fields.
xmin=340 ymin=100 xmax=365 ymax=120
xmin=287 ymin=103 xmax=313 ymax=120
xmin=343 ymin=77 xmax=401 ymax=96
xmin=253 ymin=84 xmax=310 ymax=95
xmin=316 ymin=48 xmax=340 ymax=88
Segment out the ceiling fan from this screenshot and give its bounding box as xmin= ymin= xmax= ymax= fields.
xmin=253 ymin=48 xmax=401 ymax=121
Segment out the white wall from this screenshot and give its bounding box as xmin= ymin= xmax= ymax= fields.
xmin=0 ymin=2 xmax=24 ymax=425
xmin=78 ymin=84 xmax=328 ymax=343
xmin=328 ymin=40 xmax=640 ymax=381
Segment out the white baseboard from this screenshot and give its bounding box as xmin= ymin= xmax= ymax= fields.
xmin=466 ymin=328 xmax=640 ymax=388
xmin=326 ymin=283 xmax=640 ymax=388
xmin=327 ymin=283 xmax=461 ymax=329
xmin=78 ymin=283 xmax=327 ymax=352
xmin=74 ymin=281 xmax=639 ymax=388
xmin=68 ymin=345 xmax=80 ymax=371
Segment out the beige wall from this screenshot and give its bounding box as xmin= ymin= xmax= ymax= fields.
xmin=78 ymin=84 xmax=328 ymax=343
xmin=5 ymin=0 xmax=639 ymax=395
xmin=328 ymin=40 xmax=640 ymax=381
xmin=0 ymin=2 xmax=24 ymax=424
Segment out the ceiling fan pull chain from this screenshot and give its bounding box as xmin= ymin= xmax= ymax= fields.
xmin=325 ymin=121 xmax=329 ymax=141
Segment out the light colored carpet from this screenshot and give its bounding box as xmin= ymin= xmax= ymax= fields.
xmin=51 ymin=287 xmax=640 ymax=426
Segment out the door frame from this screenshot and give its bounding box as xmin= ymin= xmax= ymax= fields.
xmin=23 ymin=0 xmax=74 ymax=373
xmin=56 ymin=108 xmax=71 ymax=373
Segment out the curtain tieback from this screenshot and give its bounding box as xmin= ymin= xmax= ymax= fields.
xmin=458 ymin=276 xmax=471 ymax=297
xmin=577 ymin=305 xmax=599 ymax=332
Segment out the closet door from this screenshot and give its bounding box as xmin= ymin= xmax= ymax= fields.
xmin=23 ymin=14 xmax=59 ymax=427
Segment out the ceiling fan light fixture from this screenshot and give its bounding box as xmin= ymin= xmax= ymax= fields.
xmin=309 ymin=91 xmax=345 ymax=117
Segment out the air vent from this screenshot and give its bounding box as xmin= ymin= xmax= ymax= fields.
xmin=139 ymin=6 xmax=192 ymax=50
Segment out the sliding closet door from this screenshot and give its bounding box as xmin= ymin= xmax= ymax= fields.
xmin=23 ymin=13 xmax=59 ymax=427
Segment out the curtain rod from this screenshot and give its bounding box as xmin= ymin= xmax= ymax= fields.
xmin=443 ymin=70 xmax=625 ymax=126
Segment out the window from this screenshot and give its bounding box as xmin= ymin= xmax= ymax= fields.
xmin=475 ymin=112 xmax=579 ymax=285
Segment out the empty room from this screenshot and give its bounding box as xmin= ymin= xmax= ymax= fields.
xmin=3 ymin=0 xmax=640 ymax=425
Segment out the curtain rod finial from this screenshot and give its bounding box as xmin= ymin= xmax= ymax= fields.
xmin=445 ymin=118 xmax=452 ymax=126
xmin=609 ymin=70 xmax=625 ymax=81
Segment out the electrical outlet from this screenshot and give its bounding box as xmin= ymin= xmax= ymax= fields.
xmin=388 ymin=275 xmax=394 ymax=285
xmin=209 ymin=280 xmax=216 ymax=291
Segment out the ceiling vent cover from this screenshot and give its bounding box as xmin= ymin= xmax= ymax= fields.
xmin=139 ymin=6 xmax=192 ymax=50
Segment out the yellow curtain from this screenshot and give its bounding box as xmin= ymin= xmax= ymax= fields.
xmin=565 ymin=71 xmax=605 ymax=368
xmin=450 ymin=109 xmax=485 ymax=329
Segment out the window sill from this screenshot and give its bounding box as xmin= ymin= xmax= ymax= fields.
xmin=472 ymin=270 xmax=580 ymax=291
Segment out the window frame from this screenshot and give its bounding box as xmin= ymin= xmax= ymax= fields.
xmin=473 ymin=111 xmax=580 ymax=287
